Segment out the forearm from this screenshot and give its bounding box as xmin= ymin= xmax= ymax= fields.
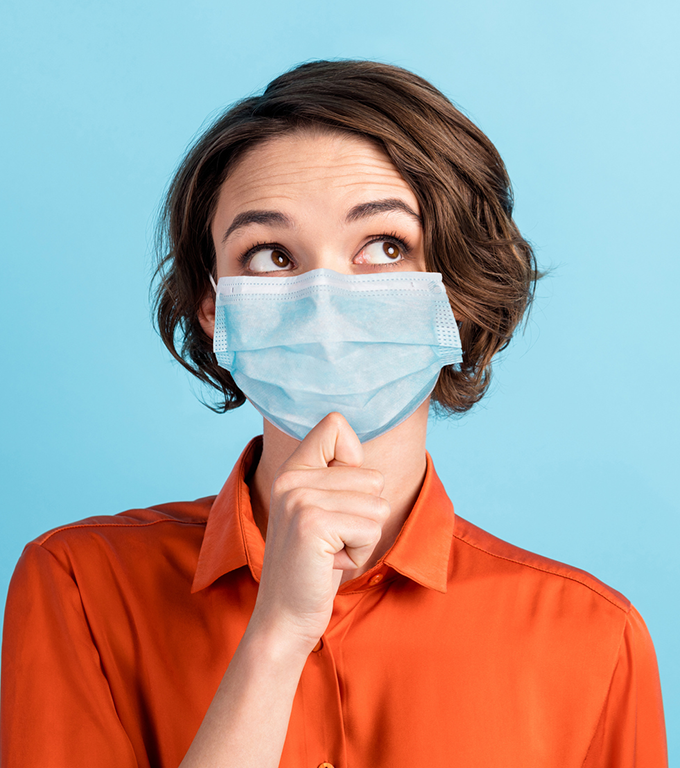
xmin=179 ymin=625 xmax=309 ymax=768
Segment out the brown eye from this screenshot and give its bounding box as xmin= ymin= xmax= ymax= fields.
xmin=354 ymin=239 xmax=406 ymax=266
xmin=248 ymin=247 xmax=294 ymax=273
xmin=383 ymin=241 xmax=401 ymax=260
xmin=271 ymin=249 xmax=290 ymax=268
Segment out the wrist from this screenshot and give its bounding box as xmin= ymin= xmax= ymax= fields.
xmin=243 ymin=613 xmax=317 ymax=666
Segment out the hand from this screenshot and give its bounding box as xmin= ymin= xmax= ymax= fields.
xmin=248 ymin=413 xmax=390 ymax=654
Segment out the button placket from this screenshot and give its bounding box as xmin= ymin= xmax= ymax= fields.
xmin=286 ymin=636 xmax=346 ymax=768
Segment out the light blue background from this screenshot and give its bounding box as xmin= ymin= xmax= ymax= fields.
xmin=2 ymin=0 xmax=678 ymax=757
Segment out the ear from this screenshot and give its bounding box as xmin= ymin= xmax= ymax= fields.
xmin=198 ymin=292 xmax=216 ymax=339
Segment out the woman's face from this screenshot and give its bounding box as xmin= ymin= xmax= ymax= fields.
xmin=210 ymin=130 xmax=427 ymax=278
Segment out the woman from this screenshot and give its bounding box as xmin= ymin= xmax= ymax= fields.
xmin=1 ymin=60 xmax=667 ymax=767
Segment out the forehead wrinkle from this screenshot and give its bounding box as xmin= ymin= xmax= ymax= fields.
xmin=233 ymin=165 xmax=404 ymax=192
xmin=215 ymin=133 xmax=421 ymax=242
xmin=227 ymin=141 xmax=405 ymax=187
xmin=230 ymin=169 xmax=415 ymax=199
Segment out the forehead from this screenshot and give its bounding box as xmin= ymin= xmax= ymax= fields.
xmin=216 ymin=130 xmax=418 ymax=210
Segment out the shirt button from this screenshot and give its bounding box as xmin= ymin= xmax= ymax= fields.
xmin=368 ymin=574 xmax=384 ymax=586
xmin=312 ymin=639 xmax=323 ymax=652
xmin=318 ymin=763 xmax=334 ymax=768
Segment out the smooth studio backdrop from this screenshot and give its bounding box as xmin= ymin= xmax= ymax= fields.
xmin=2 ymin=0 xmax=678 ymax=757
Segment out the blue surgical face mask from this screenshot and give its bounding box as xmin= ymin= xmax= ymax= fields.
xmin=211 ymin=268 xmax=462 ymax=443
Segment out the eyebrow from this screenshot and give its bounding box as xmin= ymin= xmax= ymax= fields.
xmin=345 ymin=198 xmax=422 ymax=226
xmin=222 ymin=210 xmax=293 ymax=244
xmin=221 ymin=198 xmax=422 ymax=244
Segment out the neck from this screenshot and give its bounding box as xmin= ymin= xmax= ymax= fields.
xmin=247 ymin=399 xmax=430 ymax=585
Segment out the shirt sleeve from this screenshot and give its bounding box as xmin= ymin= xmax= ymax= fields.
xmin=1 ymin=542 xmax=138 ymax=767
xmin=582 ymin=604 xmax=668 ymax=768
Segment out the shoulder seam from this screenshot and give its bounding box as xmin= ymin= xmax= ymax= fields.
xmin=39 ymin=517 xmax=206 ymax=545
xmin=453 ymin=532 xmax=630 ymax=613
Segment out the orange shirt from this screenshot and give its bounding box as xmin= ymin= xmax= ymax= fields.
xmin=1 ymin=436 xmax=668 ymax=767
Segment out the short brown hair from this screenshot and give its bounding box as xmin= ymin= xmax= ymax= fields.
xmin=152 ymin=59 xmax=540 ymax=416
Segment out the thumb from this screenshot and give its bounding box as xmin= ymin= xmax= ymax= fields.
xmin=283 ymin=412 xmax=363 ymax=471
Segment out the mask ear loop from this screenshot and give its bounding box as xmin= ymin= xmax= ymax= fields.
xmin=209 ymin=273 xmax=218 ymax=293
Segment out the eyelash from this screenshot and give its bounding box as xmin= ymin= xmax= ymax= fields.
xmin=237 ymin=232 xmax=414 ymax=271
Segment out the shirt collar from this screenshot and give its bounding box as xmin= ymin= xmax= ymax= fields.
xmin=192 ymin=435 xmax=454 ymax=595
